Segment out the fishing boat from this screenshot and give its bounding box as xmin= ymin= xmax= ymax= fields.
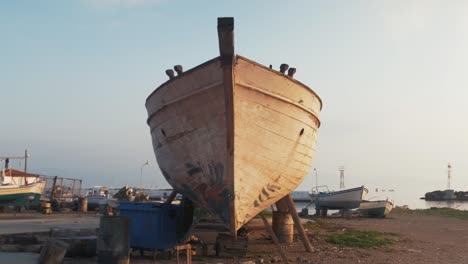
xmin=85 ymin=186 xmax=118 ymax=211
xmin=0 ymin=169 xmax=46 ymax=207
xmin=145 ymin=17 xmax=322 ymax=235
xmin=314 ymin=186 xmax=368 ymax=210
xmin=359 ymin=199 xmax=393 ymax=218
xmin=146 ymin=188 xmax=182 ymax=201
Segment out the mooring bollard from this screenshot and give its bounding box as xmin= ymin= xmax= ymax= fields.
xmin=97 ymin=216 xmax=130 ymax=264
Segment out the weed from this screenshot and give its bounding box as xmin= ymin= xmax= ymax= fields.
xmin=412 ymin=208 xmax=468 ymax=220
xmin=326 ymin=230 xmax=395 ymax=248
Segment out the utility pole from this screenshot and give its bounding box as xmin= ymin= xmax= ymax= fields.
xmin=339 ymin=166 xmax=345 ymax=190
xmin=447 ymin=163 xmax=452 ymax=190
xmin=314 ymin=168 xmax=318 ymax=189
xmin=24 ymin=149 xmax=29 ymax=174
xmin=140 ymin=161 xmax=149 ymax=189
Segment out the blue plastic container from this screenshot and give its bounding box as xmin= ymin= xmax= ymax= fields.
xmin=118 ymin=202 xmax=180 ymax=250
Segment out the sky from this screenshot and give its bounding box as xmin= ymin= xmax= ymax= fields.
xmin=1 ymin=0 xmax=468 ymax=199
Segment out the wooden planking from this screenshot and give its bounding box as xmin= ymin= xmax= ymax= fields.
xmin=154 ymin=108 xmax=226 ymax=180
xmin=149 ymin=84 xmax=226 ymax=133
xmin=235 ymin=81 xmax=320 ymax=128
xmin=235 ymin=86 xmax=318 ymax=134
xmin=233 ymin=58 xmax=321 ymax=229
xmin=146 ymin=53 xmax=322 ymax=233
xmin=235 ymin=56 xmax=322 ymax=118
xmin=234 ymin=132 xmax=313 ymax=175
xmin=147 ymin=64 xmax=232 ymax=225
xmin=146 ymin=59 xmax=223 ymax=118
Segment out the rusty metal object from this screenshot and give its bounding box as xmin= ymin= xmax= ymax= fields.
xmin=78 ymin=197 xmax=87 ymax=213
xmin=287 ymin=68 xmax=296 ymax=78
xmin=175 ymin=244 xmax=192 ymax=264
xmin=279 ymin=63 xmax=289 ymax=74
xmin=272 ymin=211 xmax=294 ymax=244
xmin=174 ymin=65 xmax=184 ymax=75
xmin=166 ymin=69 xmax=175 ymax=79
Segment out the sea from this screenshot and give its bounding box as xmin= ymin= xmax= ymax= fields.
xmin=293 ymin=188 xmax=468 ymax=214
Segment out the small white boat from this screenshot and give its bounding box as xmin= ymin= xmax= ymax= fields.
xmin=359 ymin=199 xmax=393 ymax=218
xmin=86 ymin=186 xmax=118 ymax=210
xmin=291 ymin=191 xmax=313 ymax=202
xmin=314 ymin=186 xmax=368 ymax=210
xmin=145 ymin=188 xmax=182 ymax=201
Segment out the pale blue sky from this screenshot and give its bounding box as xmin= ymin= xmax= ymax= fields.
xmin=1 ymin=1 xmax=467 ymax=199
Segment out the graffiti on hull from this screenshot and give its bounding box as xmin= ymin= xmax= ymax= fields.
xmin=178 ymin=161 xmax=231 ymax=224
xmin=253 ymin=183 xmax=281 ymax=207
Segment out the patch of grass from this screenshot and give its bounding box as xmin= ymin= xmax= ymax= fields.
xmin=326 ymin=230 xmax=395 ymax=248
xmin=303 ymin=218 xmax=327 ymax=229
xmin=412 ymin=208 xmax=468 ymax=220
xmin=260 ymin=210 xmax=273 ymax=218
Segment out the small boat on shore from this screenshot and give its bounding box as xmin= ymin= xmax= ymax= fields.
xmin=314 ymin=186 xmax=368 ymax=210
xmin=85 ymin=186 xmax=118 ymax=211
xmin=359 ymin=199 xmax=393 ymax=218
xmin=145 ymin=188 xmax=182 ymax=201
xmin=145 ymin=17 xmax=322 ymax=235
xmin=0 ymin=169 xmax=46 ymax=208
xmin=291 ymin=191 xmax=314 ymax=202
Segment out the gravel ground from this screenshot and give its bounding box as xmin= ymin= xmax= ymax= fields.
xmin=187 ymin=210 xmax=468 ymax=264
xmin=1 ymin=210 xmax=467 ymax=263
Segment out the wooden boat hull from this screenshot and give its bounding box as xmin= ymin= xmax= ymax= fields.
xmin=145 ymin=18 xmax=322 ymax=235
xmin=359 ymin=200 xmax=393 ymax=218
xmin=316 ymin=186 xmax=368 ymax=210
xmin=0 ymin=181 xmax=46 ymax=207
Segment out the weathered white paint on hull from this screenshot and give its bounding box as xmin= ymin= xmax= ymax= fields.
xmin=146 ymin=55 xmax=322 ymax=234
xmin=146 ymin=59 xmax=233 ymax=225
xmin=359 ymin=200 xmax=394 ymax=217
xmin=316 ymin=186 xmax=368 ymax=210
xmin=233 ymin=56 xmax=321 ymax=228
xmin=359 ymin=200 xmax=393 ymax=210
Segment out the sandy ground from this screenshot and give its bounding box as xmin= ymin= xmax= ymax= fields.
xmin=0 ymin=211 xmax=467 ymax=263
xmin=315 ymin=212 xmax=468 ymax=264
xmin=186 ymin=210 xmax=468 ymax=264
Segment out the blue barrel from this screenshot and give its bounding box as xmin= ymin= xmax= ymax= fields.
xmin=118 ymin=202 xmax=180 ymax=250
